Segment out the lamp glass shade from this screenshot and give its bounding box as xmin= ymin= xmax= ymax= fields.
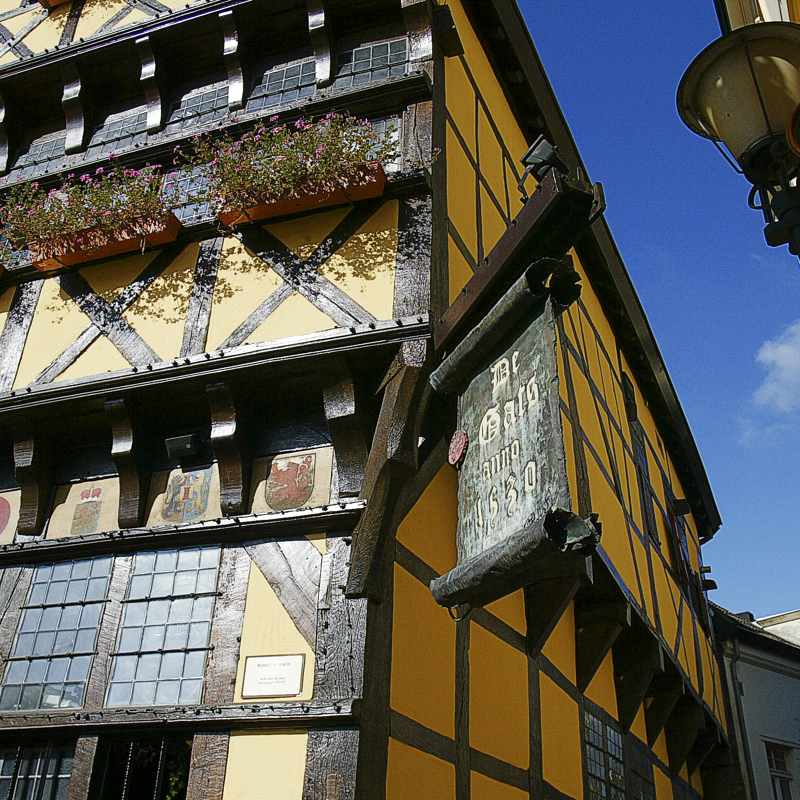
xmin=677 ymin=22 xmax=800 ymax=160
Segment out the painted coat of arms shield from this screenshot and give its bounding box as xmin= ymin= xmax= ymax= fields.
xmin=71 ymin=486 xmax=103 ymax=536
xmin=265 ymin=454 xmax=316 ymax=512
xmin=161 ymin=467 xmax=212 ymax=523
xmin=0 ymin=497 xmax=10 ymax=537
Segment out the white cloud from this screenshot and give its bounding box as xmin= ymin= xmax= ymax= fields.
xmin=754 ymin=319 xmax=800 ymax=412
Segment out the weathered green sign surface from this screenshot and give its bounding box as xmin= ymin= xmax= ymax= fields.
xmin=457 ymin=300 xmax=570 ymax=562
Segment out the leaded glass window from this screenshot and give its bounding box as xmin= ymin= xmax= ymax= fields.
xmin=334 ymin=38 xmax=408 ymax=89
xmin=106 ymin=547 xmax=220 ymax=707
xmin=0 ymin=557 xmax=113 ymax=711
xmin=584 ymin=709 xmax=626 ymax=800
xmin=0 ymin=744 xmax=74 ymax=800
xmin=629 ymin=739 xmax=655 ymax=800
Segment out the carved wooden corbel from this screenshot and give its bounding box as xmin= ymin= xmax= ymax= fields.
xmin=686 ymin=720 xmax=720 ymax=776
xmin=305 ymin=0 xmax=333 ymax=87
xmin=612 ymin=625 xmax=664 ymax=731
xmin=13 ymin=433 xmax=52 ymax=536
xmin=645 ymin=671 xmax=685 ymax=747
xmin=401 ymin=0 xmax=433 ymax=62
xmin=665 ymin=700 xmax=706 ymax=775
xmin=61 ymin=61 xmax=90 ymax=154
xmin=105 ymin=398 xmax=149 ymax=529
xmin=575 ymin=598 xmax=631 ymax=692
xmin=321 ymin=357 xmax=367 ymax=497
xmin=136 ymin=37 xmax=163 ymax=133
xmin=219 ymin=11 xmax=244 ymax=111
xmin=346 ymin=339 xmax=431 ymax=599
xmin=206 ymin=382 xmax=250 ymax=516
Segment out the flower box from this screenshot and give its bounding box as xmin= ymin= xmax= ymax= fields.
xmin=217 ymin=162 xmax=387 ymax=227
xmin=36 ymin=0 xmax=70 ymax=9
xmin=28 ymin=212 xmax=182 ymax=271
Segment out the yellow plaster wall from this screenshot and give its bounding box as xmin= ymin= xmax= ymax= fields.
xmin=59 ymin=336 xmax=131 ymax=382
xmin=47 ymin=478 xmax=121 ymax=539
xmin=266 ymin=208 xmax=350 ymax=260
xmin=391 ymin=563 xmax=456 ymax=738
xmin=233 ymin=562 xmax=314 ymax=702
xmin=448 ymin=235 xmax=474 ymax=304
xmin=73 ymin=0 xmax=129 ymax=41
xmin=222 ymin=730 xmax=308 ymax=800
xmin=205 ymin=238 xmax=284 ymax=351
xmin=123 ymin=244 xmax=198 ymax=361
xmin=469 ymin=623 xmax=529 ymax=770
xmin=484 ymin=589 xmax=527 ymax=635
xmin=584 ymin=650 xmax=618 ymax=720
xmin=629 ymin=705 xmax=647 ymax=744
xmin=654 ymin=765 xmax=675 ymax=800
xmin=540 ymin=673 xmax=583 ymax=799
xmin=244 ymin=293 xmax=335 ymax=346
xmin=396 ymin=463 xmax=458 ymax=576
xmin=471 ymin=771 xmax=528 ymax=800
xmin=541 ymin=601 xmax=576 ymax=686
xmin=386 ymin=738 xmax=455 ymax=800
xmin=19 ymin=5 xmax=68 ymax=53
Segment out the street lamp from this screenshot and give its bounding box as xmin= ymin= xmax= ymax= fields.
xmin=677 ymin=22 xmax=800 ymax=258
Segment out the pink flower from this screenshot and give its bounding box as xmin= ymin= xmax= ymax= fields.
xmin=270 ymin=115 xmax=279 ymax=122
xmin=80 ymin=175 xmax=91 ymax=183
xmin=103 ymin=211 xmax=112 ymax=217
xmin=95 ymin=167 xmax=103 ymax=174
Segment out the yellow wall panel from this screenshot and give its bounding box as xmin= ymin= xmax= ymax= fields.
xmin=444 ymin=59 xmax=476 ymax=158
xmin=629 ymin=705 xmax=647 ymax=744
xmin=469 ymin=623 xmax=529 ymax=770
xmin=47 ymin=477 xmax=120 ymax=539
xmin=654 ymin=765 xmax=675 ymax=800
xmin=0 ymin=52 xmax=15 ymax=66
xmin=267 ymin=208 xmax=352 ymax=260
xmin=391 ymin=563 xmax=456 ymax=738
xmin=206 ymin=238 xmax=284 ymax=350
xmin=222 ymin=730 xmax=307 ymax=800
xmin=446 ymin=123 xmax=477 ymax=260
xmin=484 ymin=589 xmax=527 ymax=635
xmin=691 ymin=770 xmax=703 ymax=793
xmin=320 ymin=200 xmax=398 ymax=321
xmin=21 ymin=5 xmax=69 ymax=52
xmin=74 ymin=0 xmax=128 ymax=40
xmin=123 ymin=244 xmax=199 ymax=361
xmin=654 ymin=560 xmax=678 ymax=649
xmin=2 ymin=7 xmax=37 ymax=35
xmin=386 ymin=739 xmax=455 ymax=800
xmin=444 ymin=0 xmax=528 ymax=184
xmin=113 ymin=7 xmax=150 ymax=28
xmin=632 ymin=537 xmax=655 ymax=623
xmin=396 ymin=464 xmax=458 ymax=576
xmin=541 ymin=601 xmax=576 ymax=686
xmin=652 ymin=729 xmax=669 ymax=766
xmin=478 ymin=106 xmax=508 ymax=218
xmin=584 ymin=650 xmax=618 ymax=720
xmin=681 ymin=612 xmax=698 ymax=688
xmin=480 ymin=186 xmax=507 ymax=257
xmin=233 ymin=562 xmax=314 ymax=702
xmin=243 ymin=292 xmax=335 ymax=346
xmin=540 ymin=673 xmax=583 ymax=799
xmin=471 ymin=771 xmax=528 ymax=799
xmin=58 ymin=335 xmax=131 ymax=382
xmin=448 ymin=233 xmax=473 ymax=303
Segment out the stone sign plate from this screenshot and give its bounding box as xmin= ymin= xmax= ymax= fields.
xmin=457 ymin=300 xmax=569 ymax=562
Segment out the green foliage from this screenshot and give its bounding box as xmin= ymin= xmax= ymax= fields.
xmin=176 ymin=112 xmax=398 ymax=216
xmin=0 ymin=159 xmax=177 ymax=255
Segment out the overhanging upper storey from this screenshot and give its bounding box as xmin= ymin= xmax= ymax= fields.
xmin=451 ymin=0 xmax=722 ymax=538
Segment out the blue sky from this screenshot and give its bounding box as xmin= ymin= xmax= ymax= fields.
xmin=519 ymin=1 xmax=800 ymax=617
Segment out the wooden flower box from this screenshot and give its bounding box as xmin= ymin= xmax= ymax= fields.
xmin=217 ymin=162 xmax=387 ymax=226
xmin=28 ymin=212 xmax=182 ymax=271
xmin=36 ymin=0 xmax=70 ymax=9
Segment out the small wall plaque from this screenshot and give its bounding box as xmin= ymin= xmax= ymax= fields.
xmin=242 ymin=654 xmax=305 ymax=698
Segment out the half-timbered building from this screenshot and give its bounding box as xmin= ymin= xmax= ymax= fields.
xmin=0 ymin=0 xmax=742 ymax=798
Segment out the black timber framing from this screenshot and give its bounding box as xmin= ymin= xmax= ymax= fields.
xmin=456 ymin=0 xmax=721 ymax=538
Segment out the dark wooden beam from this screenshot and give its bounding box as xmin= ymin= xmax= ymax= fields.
xmin=105 ymin=398 xmax=148 ymax=529
xmin=206 ymin=381 xmax=250 ymax=516
xmin=612 ymin=625 xmax=664 ymax=731
xmin=219 ymin=11 xmax=244 ymax=110
xmin=686 ymin=721 xmax=720 ymax=777
xmin=136 ymin=36 xmax=163 ymax=132
xmin=525 ymin=563 xmax=588 ymax=657
xmin=0 ymin=281 xmax=42 ymax=394
xmin=181 ymin=238 xmax=221 ymax=358
xmin=13 ymin=433 xmax=51 ymax=536
xmin=401 ymin=0 xmax=433 ymax=62
xmin=700 ymin=745 xmax=746 ymax=800
xmin=61 ymin=61 xmax=89 ymax=154
xmin=645 ymin=672 xmax=684 ymax=747
xmin=303 ymin=728 xmax=360 ymax=800
xmin=346 ymin=340 xmax=431 ymax=598
xmin=321 ymin=357 xmax=367 ymax=497
xmin=65 ymin=737 xmax=98 ymax=800
xmin=664 ymin=701 xmax=706 ymax=776
xmin=575 ymin=598 xmax=630 ymax=693
xmin=245 ymin=537 xmax=322 ymax=648
xmin=186 ymin=733 xmax=229 ymax=800
xmin=305 ymin=0 xmax=333 ymax=87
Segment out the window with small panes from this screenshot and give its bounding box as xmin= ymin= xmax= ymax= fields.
xmin=584 ymin=709 xmax=626 ymax=800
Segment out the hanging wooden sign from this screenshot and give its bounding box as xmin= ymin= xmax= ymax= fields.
xmin=429 ymin=259 xmax=600 ymax=610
